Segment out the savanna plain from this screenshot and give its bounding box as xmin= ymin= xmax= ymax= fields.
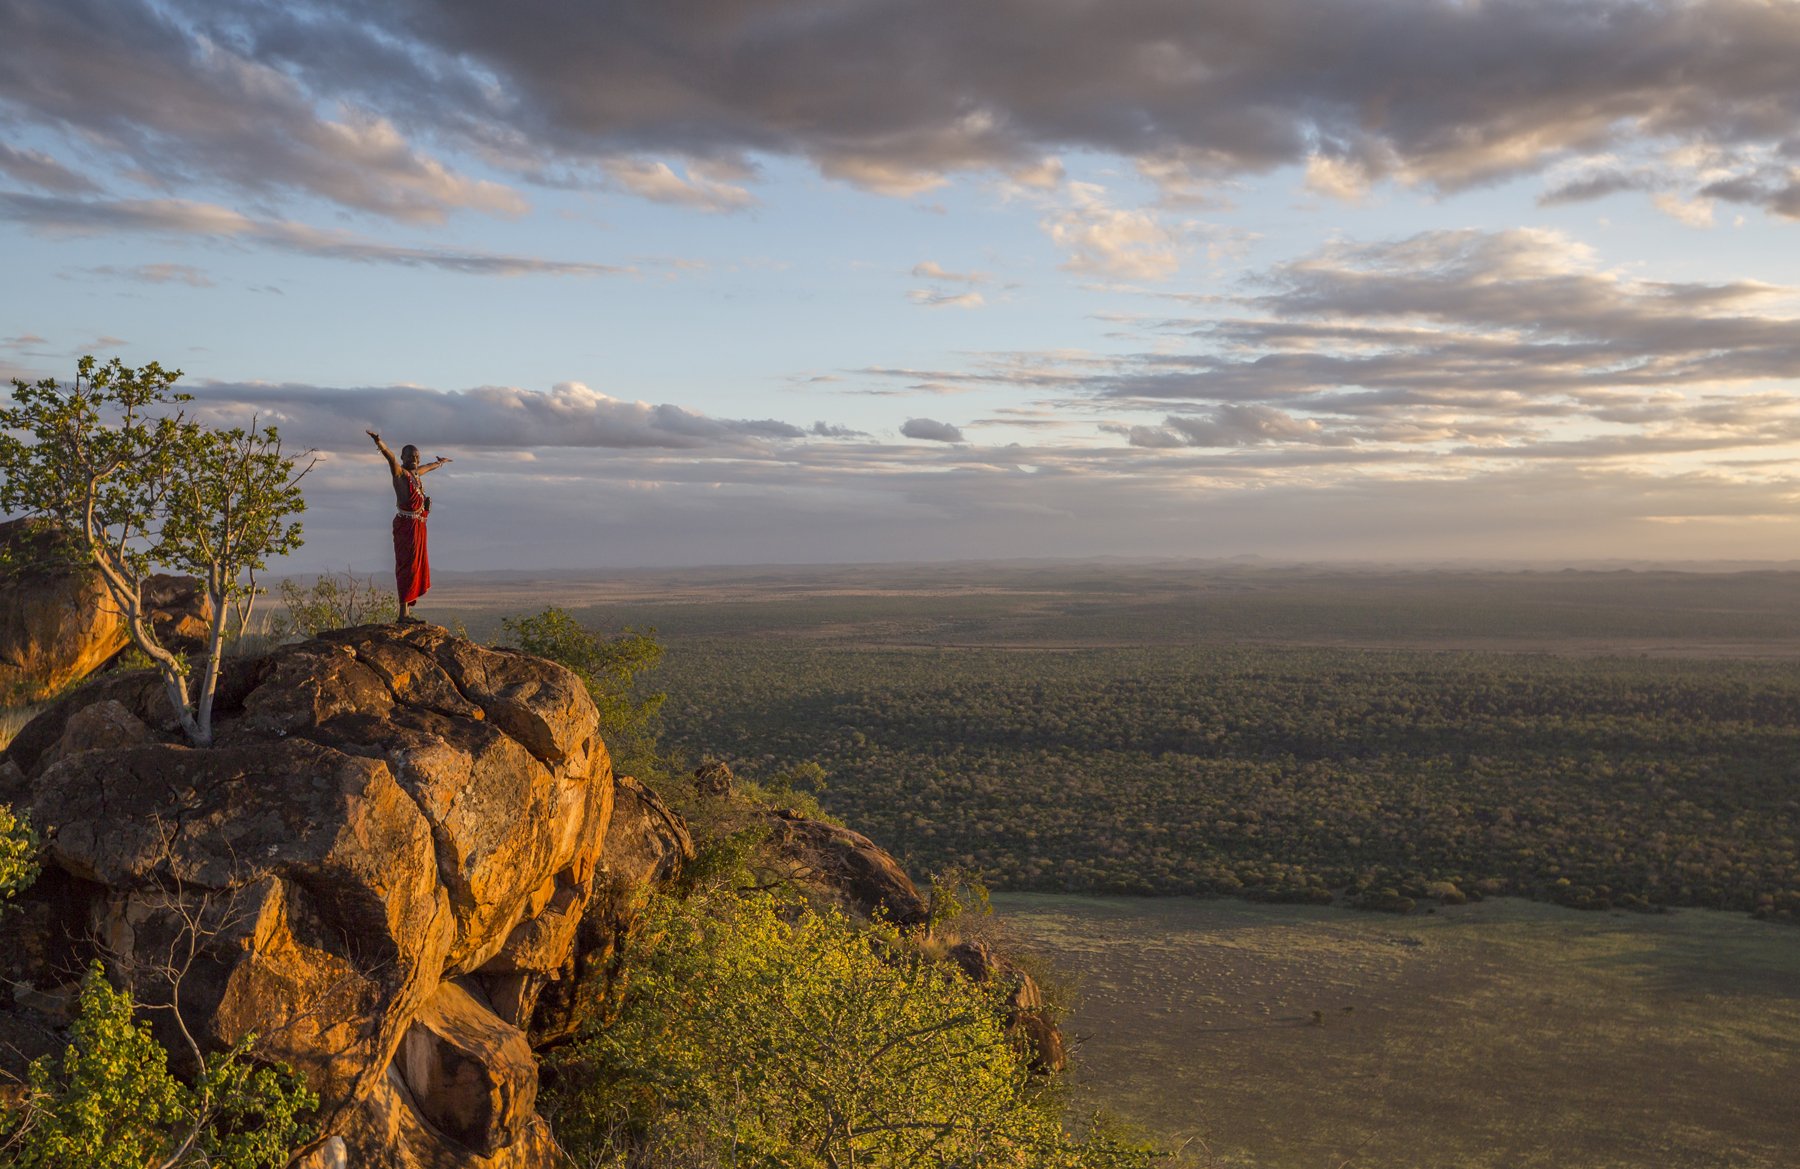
xmin=425 ymin=561 xmax=1800 ymax=1168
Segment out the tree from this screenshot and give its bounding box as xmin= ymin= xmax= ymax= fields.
xmin=0 ymin=356 xmax=311 ymax=746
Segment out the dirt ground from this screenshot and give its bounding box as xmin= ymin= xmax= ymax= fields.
xmin=989 ymin=895 xmax=1800 ymax=1169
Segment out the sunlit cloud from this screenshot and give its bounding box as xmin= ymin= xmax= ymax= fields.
xmin=0 ymin=193 xmax=632 ymax=277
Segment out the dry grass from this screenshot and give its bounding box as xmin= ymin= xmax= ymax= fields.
xmin=0 ymin=704 xmax=43 ymax=754
xmin=993 ymin=895 xmax=1800 ymax=1169
xmin=0 ymin=705 xmax=45 ymax=753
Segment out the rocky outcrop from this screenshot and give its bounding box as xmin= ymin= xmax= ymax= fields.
xmin=529 ymin=774 xmax=693 ymax=1046
xmin=0 ymin=624 xmax=613 ymax=1168
xmin=0 ymin=619 xmax=1071 ymax=1161
xmin=0 ymin=519 xmax=211 ymax=702
xmin=761 ymin=808 xmax=929 ymax=928
xmin=142 ymin=573 xmax=213 ymax=651
xmin=947 ymin=940 xmax=1067 ymax=1074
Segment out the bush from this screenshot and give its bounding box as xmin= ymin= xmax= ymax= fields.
xmin=544 ymin=888 xmax=1160 ymax=1169
xmin=0 ymin=962 xmax=316 ymax=1169
xmin=269 ymin=570 xmax=395 ymax=639
xmin=0 ymin=804 xmax=37 ymax=904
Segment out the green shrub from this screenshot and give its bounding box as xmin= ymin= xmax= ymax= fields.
xmin=544 ymin=888 xmax=1160 ymax=1169
xmin=0 ymin=804 xmax=37 ymax=904
xmin=0 ymin=962 xmax=316 ymax=1168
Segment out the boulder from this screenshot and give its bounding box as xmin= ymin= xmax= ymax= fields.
xmin=692 ymin=758 xmax=735 ymax=796
xmin=761 ymin=809 xmax=928 ymax=928
xmin=946 ymin=939 xmax=1067 ymax=1074
xmin=529 ymin=774 xmax=693 ymax=1044
xmin=142 ymin=573 xmax=213 ymax=652
xmin=0 ymin=624 xmax=614 ymax=1168
xmin=0 ymin=518 xmax=127 ymax=702
xmin=0 ymin=519 xmax=212 ymax=703
xmin=598 ymin=774 xmax=695 ymax=893
xmin=395 ymin=980 xmax=537 ymax=1157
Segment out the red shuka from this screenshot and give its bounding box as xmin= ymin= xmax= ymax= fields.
xmin=392 ymin=470 xmax=430 ymax=605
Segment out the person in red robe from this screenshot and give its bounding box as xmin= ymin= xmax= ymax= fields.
xmin=367 ymin=430 xmax=451 ymax=623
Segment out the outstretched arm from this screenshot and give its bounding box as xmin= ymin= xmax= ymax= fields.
xmin=416 ymin=455 xmax=453 ymax=475
xmin=367 ymin=429 xmax=400 ymax=476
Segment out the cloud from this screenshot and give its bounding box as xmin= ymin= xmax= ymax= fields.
xmin=606 ymin=157 xmax=758 ymax=212
xmin=863 ymin=227 xmax=1800 ymax=464
xmin=186 ymin=380 xmax=818 ymax=451
xmin=0 ymin=143 xmax=99 ymax=194
xmin=1651 ymin=191 xmax=1716 ymax=227
xmin=0 ymin=193 xmax=631 ymax=276
xmin=1043 ymin=183 xmax=1193 ymax=281
xmin=907 ymin=289 xmax=985 ymax=309
xmin=1130 ymin=404 xmax=1353 ymax=448
xmin=0 ymin=0 xmax=524 ymax=222
xmin=279 ymin=434 xmax=1800 ymax=573
xmin=4 ymin=1 xmax=1795 ymax=219
xmin=900 ymin=417 xmax=966 ymax=443
xmin=911 ymin=261 xmax=988 ymax=284
xmin=79 ymin=262 xmax=214 ymax=286
xmin=1538 ymin=166 xmax=1659 ymax=206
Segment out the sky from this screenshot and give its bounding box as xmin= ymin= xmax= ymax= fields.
xmin=5 ymin=0 xmax=1800 ymax=572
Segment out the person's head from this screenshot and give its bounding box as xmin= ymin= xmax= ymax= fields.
xmin=401 ymin=444 xmax=420 ymax=469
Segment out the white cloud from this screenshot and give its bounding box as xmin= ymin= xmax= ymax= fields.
xmin=1043 ymin=183 xmax=1193 ymax=282
xmin=606 ymin=157 xmax=758 ymax=212
xmin=1652 ymin=192 xmax=1717 ymax=227
xmin=910 ymin=261 xmax=988 ymax=284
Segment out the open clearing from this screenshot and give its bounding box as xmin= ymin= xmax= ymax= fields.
xmin=990 ymin=895 xmax=1800 ymax=1169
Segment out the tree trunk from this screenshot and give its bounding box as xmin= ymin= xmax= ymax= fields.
xmin=195 ymin=577 xmax=228 ymax=748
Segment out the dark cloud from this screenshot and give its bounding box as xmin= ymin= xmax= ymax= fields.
xmin=900 ymin=417 xmax=965 ymax=443
xmin=0 ymin=142 xmax=98 ymax=193
xmin=0 ymin=193 xmax=630 ymax=276
xmin=1125 ymin=404 xmax=1357 ymax=448
xmin=186 ymin=381 xmax=814 ymax=450
xmin=0 ymin=0 xmax=519 ymax=221
xmin=4 ymin=0 xmax=1798 ymax=218
xmin=1537 ymin=167 xmax=1658 ymax=206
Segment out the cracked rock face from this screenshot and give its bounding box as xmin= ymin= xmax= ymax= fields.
xmin=0 ymin=624 xmax=614 ymax=1168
